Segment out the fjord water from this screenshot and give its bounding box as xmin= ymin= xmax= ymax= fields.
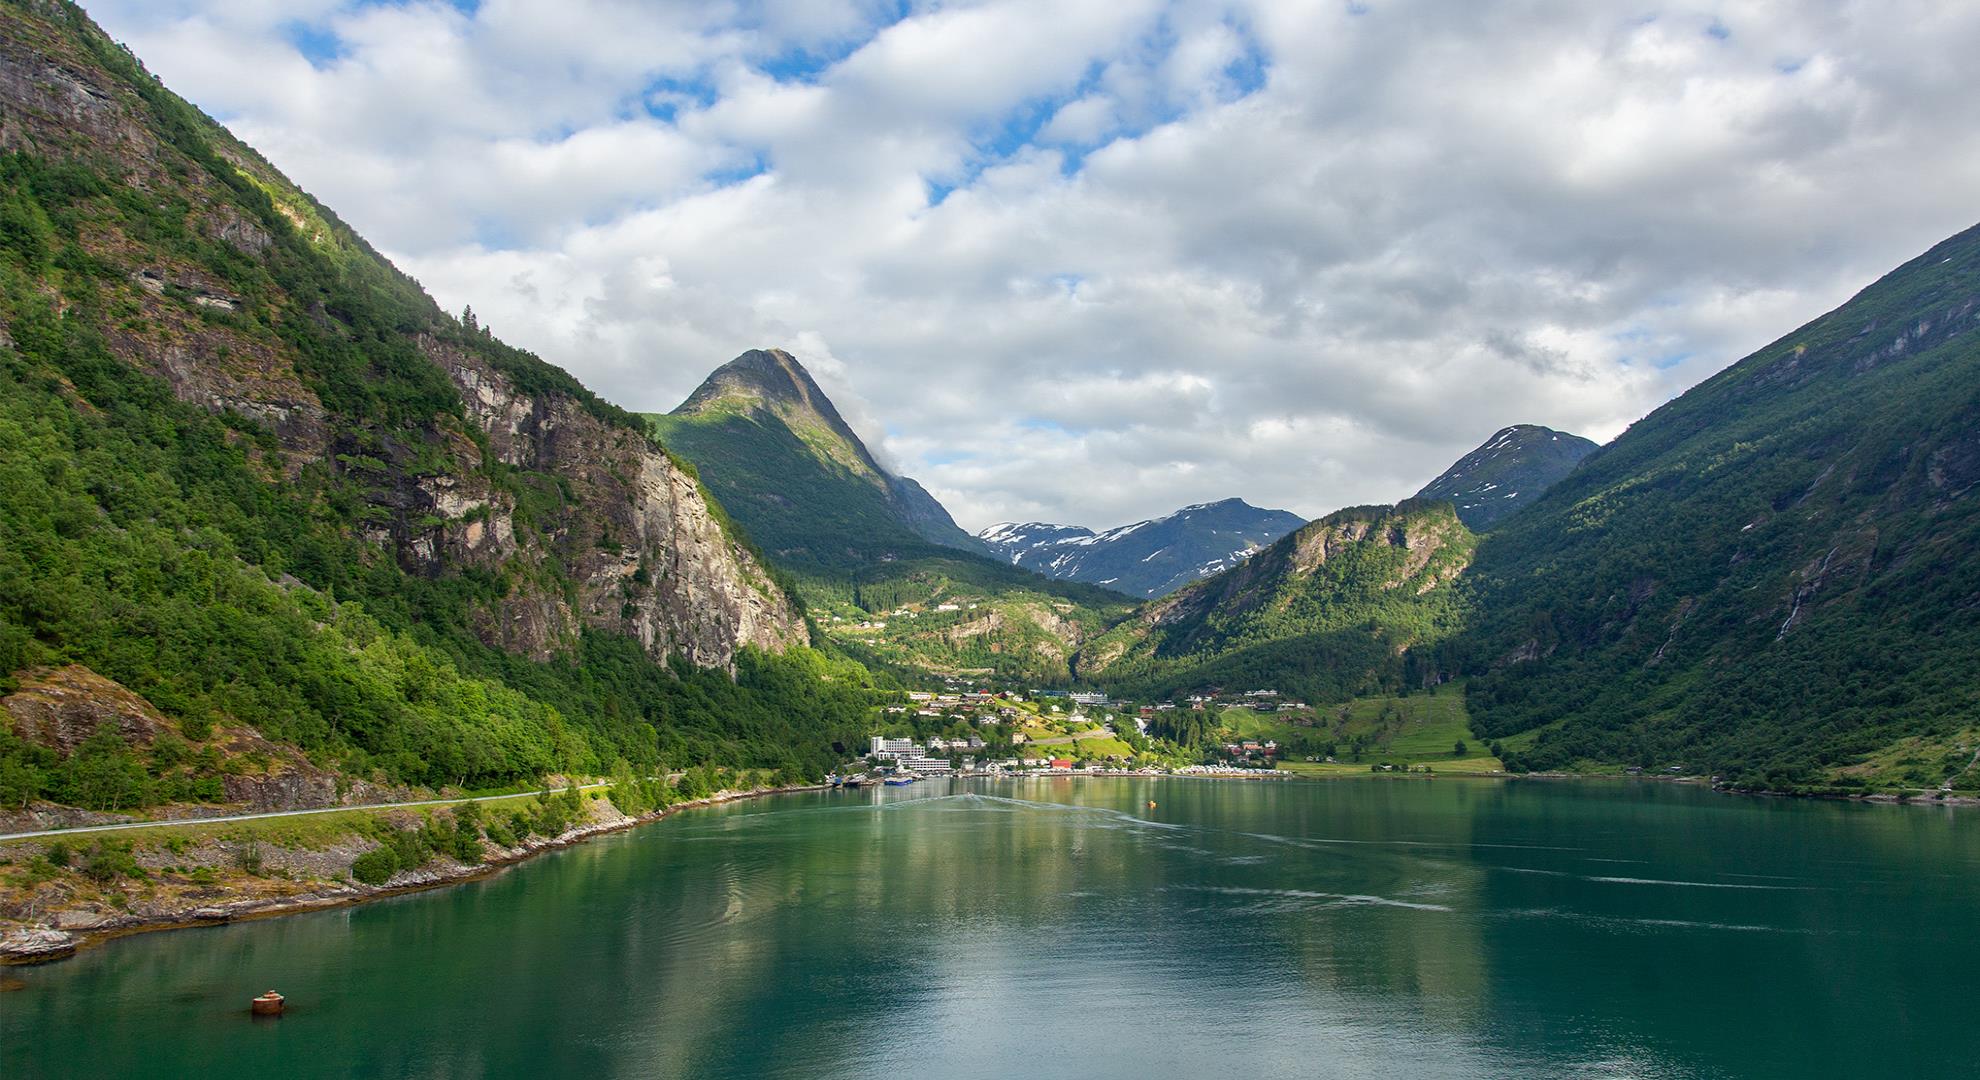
xmin=6 ymin=779 xmax=1975 ymax=1078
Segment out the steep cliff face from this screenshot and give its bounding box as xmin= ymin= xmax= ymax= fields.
xmin=426 ymin=339 xmax=804 ymax=663
xmin=0 ymin=0 xmax=803 ymax=671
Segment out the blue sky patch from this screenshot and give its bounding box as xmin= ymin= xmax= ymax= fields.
xmin=282 ymin=21 xmax=343 ymax=67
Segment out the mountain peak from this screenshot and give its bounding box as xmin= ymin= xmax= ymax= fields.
xmin=673 ymin=347 xmax=886 ymax=476
xmin=1414 ymin=424 xmax=1597 ymax=530
xmin=677 ymin=348 xmax=842 ymax=422
xmin=657 ymin=349 xmax=989 ymax=557
xmin=1174 ymin=497 xmax=1261 ymax=516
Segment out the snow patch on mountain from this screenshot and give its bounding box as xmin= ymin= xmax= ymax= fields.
xmin=974 ymin=498 xmax=1304 ymax=598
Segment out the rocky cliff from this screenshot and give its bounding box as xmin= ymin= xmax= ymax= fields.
xmin=422 ymin=338 xmax=803 ymax=663
xmin=0 ymin=0 xmax=804 ymax=671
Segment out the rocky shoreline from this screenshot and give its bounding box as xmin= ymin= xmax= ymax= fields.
xmin=0 ymin=784 xmax=821 ymax=967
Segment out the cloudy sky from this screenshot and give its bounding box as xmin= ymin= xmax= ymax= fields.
xmin=87 ymin=0 xmax=1980 ymax=530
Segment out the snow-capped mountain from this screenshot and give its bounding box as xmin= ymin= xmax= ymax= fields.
xmin=976 ymin=498 xmax=1306 ymax=598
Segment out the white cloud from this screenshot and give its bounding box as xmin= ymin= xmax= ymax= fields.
xmin=1039 ymin=95 xmax=1117 ymax=145
xmin=85 ymin=0 xmax=1980 ymax=531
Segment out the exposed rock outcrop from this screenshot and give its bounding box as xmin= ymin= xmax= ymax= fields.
xmin=3 ymin=665 xmax=169 ymax=755
xmin=1 ymin=666 xmax=415 ymax=819
xmin=425 ymin=339 xmax=807 ymax=665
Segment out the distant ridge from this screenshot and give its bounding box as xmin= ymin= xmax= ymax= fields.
xmin=978 ymin=498 xmax=1306 ymax=598
xmin=1079 ymin=500 xmax=1475 ymax=701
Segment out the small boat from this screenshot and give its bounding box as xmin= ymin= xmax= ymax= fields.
xmin=883 ymin=776 xmax=915 ymax=786
xmin=842 ymin=776 xmax=866 ymax=789
xmin=250 ymin=990 xmax=285 ymax=1016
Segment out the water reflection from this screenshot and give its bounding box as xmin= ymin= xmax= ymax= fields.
xmin=4 ymin=778 xmax=1975 ymax=1079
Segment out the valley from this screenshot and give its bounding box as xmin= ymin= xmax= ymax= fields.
xmin=2 ymin=2 xmax=1977 ymax=1076
xmin=0 ymin=0 xmax=1977 ymax=992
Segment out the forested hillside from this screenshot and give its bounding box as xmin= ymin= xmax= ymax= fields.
xmin=1464 ymin=224 xmax=1980 ymax=790
xmin=0 ymin=0 xmax=876 ymax=814
xmin=1080 ymin=502 xmax=1474 ymax=703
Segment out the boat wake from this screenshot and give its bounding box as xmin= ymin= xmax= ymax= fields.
xmin=1172 ymin=884 xmax=1452 ymax=912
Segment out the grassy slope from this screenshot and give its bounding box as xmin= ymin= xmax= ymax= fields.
xmin=1204 ymin=689 xmax=1507 ymax=775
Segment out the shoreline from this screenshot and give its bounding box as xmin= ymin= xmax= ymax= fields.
xmin=6 ymin=769 xmax=1970 ymax=967
xmin=993 ymin=766 xmax=1980 ymax=806
xmin=1487 ymin=770 xmax=1980 ymax=807
xmin=0 ymin=783 xmax=825 ymax=968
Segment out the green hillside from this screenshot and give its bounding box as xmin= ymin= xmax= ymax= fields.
xmin=0 ymin=0 xmax=876 ymax=812
xmin=1463 ymin=223 xmax=1980 ymax=792
xmin=1203 ymin=690 xmax=1507 ymax=775
xmin=651 ymin=348 xmax=986 ymax=564
xmin=1081 ymin=501 xmax=1475 ymax=703
xmin=649 ymin=351 xmax=1135 ymax=685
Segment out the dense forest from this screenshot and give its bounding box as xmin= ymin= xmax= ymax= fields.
xmin=1461 ymin=224 xmax=1980 ymax=791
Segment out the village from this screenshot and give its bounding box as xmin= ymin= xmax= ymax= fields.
xmin=846 ymin=673 xmax=1507 ymax=783
xmin=844 ymin=681 xmax=1343 ymax=783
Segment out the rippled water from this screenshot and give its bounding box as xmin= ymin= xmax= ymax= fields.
xmin=5 ymin=778 xmax=1976 ymax=1078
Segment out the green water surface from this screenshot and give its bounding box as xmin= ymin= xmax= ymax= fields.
xmin=4 ymin=778 xmax=1974 ymax=1078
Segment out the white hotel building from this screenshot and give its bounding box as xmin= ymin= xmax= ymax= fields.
xmin=869 ymin=736 xmax=952 ymax=776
